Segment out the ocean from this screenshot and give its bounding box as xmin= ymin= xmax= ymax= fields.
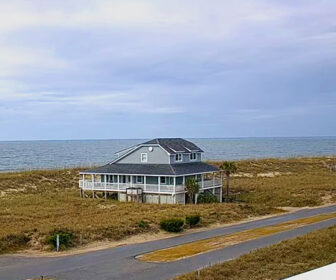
xmin=0 ymin=137 xmax=335 ymax=172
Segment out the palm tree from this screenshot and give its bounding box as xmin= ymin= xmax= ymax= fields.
xmin=219 ymin=161 xmax=237 ymax=201
xmin=185 ymin=178 xmax=200 ymax=204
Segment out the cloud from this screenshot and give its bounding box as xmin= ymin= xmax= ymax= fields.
xmin=0 ymin=0 xmax=335 ymax=139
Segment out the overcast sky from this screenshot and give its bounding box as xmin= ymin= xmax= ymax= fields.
xmin=0 ymin=0 xmax=335 ymax=140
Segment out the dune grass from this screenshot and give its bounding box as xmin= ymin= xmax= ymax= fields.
xmin=0 ymin=169 xmax=273 ymax=254
xmin=0 ymin=157 xmax=334 ymax=254
xmin=176 ymin=225 xmax=336 ymax=280
xmin=211 ymin=156 xmax=336 ymax=207
xmin=139 ymin=212 xmax=336 ymax=262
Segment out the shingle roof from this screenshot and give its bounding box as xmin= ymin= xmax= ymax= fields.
xmin=143 ymin=138 xmax=203 ymax=154
xmin=82 ymin=162 xmax=217 ymax=176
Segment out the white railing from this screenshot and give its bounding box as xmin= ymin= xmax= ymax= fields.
xmin=203 ymin=178 xmax=222 ymax=188
xmin=79 ymin=180 xmax=185 ymax=194
xmin=79 ymin=178 xmax=222 ymax=193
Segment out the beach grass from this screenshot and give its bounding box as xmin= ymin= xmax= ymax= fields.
xmin=211 ymin=156 xmax=336 ymax=207
xmin=0 ymin=156 xmax=334 ymax=254
xmin=176 ymin=225 xmax=336 ymax=280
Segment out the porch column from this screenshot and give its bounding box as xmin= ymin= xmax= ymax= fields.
xmin=80 ymin=174 xmax=85 ymax=197
xmin=201 ymin=174 xmax=204 ymax=189
xmin=220 ymin=185 xmax=223 ymax=203
xmin=117 ymin=175 xmax=120 ymax=191
xmin=212 ymin=172 xmax=215 ymax=188
xmin=91 ymin=174 xmax=95 ymax=199
xmin=173 ymin=177 xmax=176 ymax=194
xmin=104 ymin=174 xmax=107 ymax=200
xmin=220 ymin=172 xmax=223 ymax=203
xmin=144 ymin=176 xmax=147 ymax=191
xmin=158 ymin=176 xmax=161 ymax=204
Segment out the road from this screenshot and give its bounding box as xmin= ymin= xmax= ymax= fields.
xmin=1 ymin=205 xmax=336 ymax=280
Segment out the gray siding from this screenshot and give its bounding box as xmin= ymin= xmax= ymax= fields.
xmin=170 ymin=152 xmax=202 ymax=164
xmin=116 ymin=146 xmax=170 ymax=164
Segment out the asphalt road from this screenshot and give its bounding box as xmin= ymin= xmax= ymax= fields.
xmin=1 ymin=205 xmax=336 ymax=280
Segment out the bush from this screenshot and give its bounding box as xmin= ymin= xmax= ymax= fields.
xmin=138 ymin=220 xmax=149 ymax=228
xmin=160 ymin=218 xmax=184 ymax=233
xmin=197 ymin=192 xmax=219 ymax=203
xmin=47 ymin=229 xmax=75 ymax=250
xmin=186 ymin=215 xmax=201 ymax=227
xmin=0 ymin=233 xmax=30 ymax=254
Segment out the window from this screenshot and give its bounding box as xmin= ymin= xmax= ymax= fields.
xmin=141 ymin=153 xmax=148 ymax=162
xmin=136 ymin=176 xmax=143 ymax=184
xmin=190 ymin=153 xmax=197 ymax=160
xmin=175 ymin=153 xmax=182 ymax=162
xmin=160 ymin=176 xmax=166 ymax=184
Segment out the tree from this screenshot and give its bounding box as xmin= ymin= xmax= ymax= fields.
xmin=219 ymin=161 xmax=237 ymax=201
xmin=184 ymin=178 xmax=200 ymax=204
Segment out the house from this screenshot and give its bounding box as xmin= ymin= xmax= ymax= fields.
xmin=79 ymin=138 xmax=222 ymax=204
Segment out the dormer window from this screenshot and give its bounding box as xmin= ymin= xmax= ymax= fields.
xmin=175 ymin=153 xmax=182 ymax=162
xmin=141 ymin=153 xmax=148 ymax=162
xmin=190 ymin=153 xmax=197 ymax=161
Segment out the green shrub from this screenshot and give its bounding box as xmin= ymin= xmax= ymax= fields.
xmin=197 ymin=192 xmax=219 ymax=203
xmin=138 ymin=220 xmax=149 ymax=228
xmin=47 ymin=229 xmax=75 ymax=250
xmin=160 ymin=218 xmax=184 ymax=233
xmin=186 ymin=215 xmax=201 ymax=227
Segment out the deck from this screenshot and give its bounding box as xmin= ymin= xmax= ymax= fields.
xmin=79 ymin=178 xmax=222 ymax=194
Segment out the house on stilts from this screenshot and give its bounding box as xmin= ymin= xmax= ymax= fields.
xmin=79 ymin=138 xmax=222 ymax=204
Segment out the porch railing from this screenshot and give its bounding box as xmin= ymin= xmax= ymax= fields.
xmin=79 ymin=177 xmax=221 ymax=194
xmin=203 ymin=178 xmax=222 ymax=188
xmin=79 ymin=180 xmax=185 ymax=194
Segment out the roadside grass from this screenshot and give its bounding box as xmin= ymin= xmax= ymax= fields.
xmin=176 ymin=225 xmax=336 ymax=280
xmin=139 ymin=212 xmax=336 ymax=262
xmin=0 ymin=157 xmax=334 ymax=254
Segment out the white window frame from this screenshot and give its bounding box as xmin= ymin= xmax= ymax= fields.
xmin=160 ymin=176 xmax=166 ymax=184
xmin=136 ymin=176 xmax=143 ymax=184
xmin=175 ymin=153 xmax=182 ymax=162
xmin=141 ymin=153 xmax=148 ymax=162
xmin=190 ymin=153 xmax=197 ymax=161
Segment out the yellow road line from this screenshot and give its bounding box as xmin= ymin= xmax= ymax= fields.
xmin=138 ymin=212 xmax=336 ymax=262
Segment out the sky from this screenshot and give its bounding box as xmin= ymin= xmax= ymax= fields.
xmin=0 ymin=0 xmax=335 ymax=140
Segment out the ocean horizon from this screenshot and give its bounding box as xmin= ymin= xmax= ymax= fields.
xmin=0 ymin=136 xmax=335 ymax=172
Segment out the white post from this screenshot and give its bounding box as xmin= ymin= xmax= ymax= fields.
xmin=158 ymin=176 xmax=161 ymax=193
xmin=56 ymin=234 xmax=60 ymax=252
xmin=201 ymin=174 xmax=204 ymax=189
xmin=173 ymin=177 xmax=176 ymax=194
xmin=144 ymin=176 xmax=147 ymax=191
xmin=104 ymin=174 xmax=107 ymax=200
xmin=81 ymin=174 xmax=85 ymax=197
xmin=91 ymin=174 xmax=95 ymax=198
xmin=220 ymin=171 xmax=223 ymax=202
xmin=117 ymin=175 xmax=120 ymax=191
xmin=220 ymin=185 xmax=223 ymax=203
xmin=182 ymin=176 xmax=186 ymax=204
xmin=212 ymin=172 xmax=215 ymax=188
xmin=81 ymin=174 xmax=85 ymax=191
xmin=158 ymin=176 xmax=161 ymax=204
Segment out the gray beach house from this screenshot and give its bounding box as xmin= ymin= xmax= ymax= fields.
xmin=79 ymin=138 xmax=222 ymax=204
